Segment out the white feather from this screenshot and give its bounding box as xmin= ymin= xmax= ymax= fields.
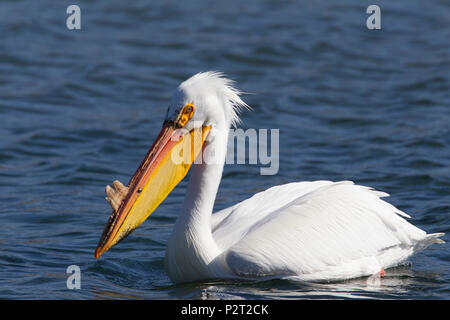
xmin=218 ymin=181 xmax=441 ymax=281
xmin=163 ymin=72 xmax=444 ymax=284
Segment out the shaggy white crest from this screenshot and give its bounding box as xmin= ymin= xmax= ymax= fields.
xmin=167 ymin=71 xmax=250 ymax=128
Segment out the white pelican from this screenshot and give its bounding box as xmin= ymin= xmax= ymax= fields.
xmin=95 ymin=71 xmax=444 ymax=284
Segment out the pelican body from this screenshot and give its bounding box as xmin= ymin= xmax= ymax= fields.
xmin=95 ymin=72 xmax=444 ymax=284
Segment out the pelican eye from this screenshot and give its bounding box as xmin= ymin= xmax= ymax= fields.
xmin=176 ymin=103 xmax=195 ymax=128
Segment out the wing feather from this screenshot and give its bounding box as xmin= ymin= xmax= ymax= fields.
xmin=220 ymin=181 xmax=433 ymax=281
xmin=212 ymin=181 xmax=334 ymax=250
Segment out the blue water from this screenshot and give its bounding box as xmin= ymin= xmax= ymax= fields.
xmin=0 ymin=0 xmax=449 ymax=299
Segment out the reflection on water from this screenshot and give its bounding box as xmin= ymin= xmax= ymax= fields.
xmin=86 ymin=263 xmax=443 ymax=300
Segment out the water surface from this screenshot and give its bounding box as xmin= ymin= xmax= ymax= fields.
xmin=0 ymin=0 xmax=449 ymax=299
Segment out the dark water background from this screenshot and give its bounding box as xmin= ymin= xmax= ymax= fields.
xmin=0 ymin=0 xmax=449 ymax=299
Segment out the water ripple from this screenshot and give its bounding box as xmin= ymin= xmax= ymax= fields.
xmin=0 ymin=0 xmax=448 ymax=299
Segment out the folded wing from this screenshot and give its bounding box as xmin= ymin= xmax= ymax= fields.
xmin=217 ymin=181 xmax=442 ymax=281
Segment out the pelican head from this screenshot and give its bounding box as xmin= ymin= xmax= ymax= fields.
xmin=94 ymin=71 xmax=248 ymax=258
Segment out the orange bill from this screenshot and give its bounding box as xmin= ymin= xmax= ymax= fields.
xmin=95 ymin=123 xmax=211 ymax=258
